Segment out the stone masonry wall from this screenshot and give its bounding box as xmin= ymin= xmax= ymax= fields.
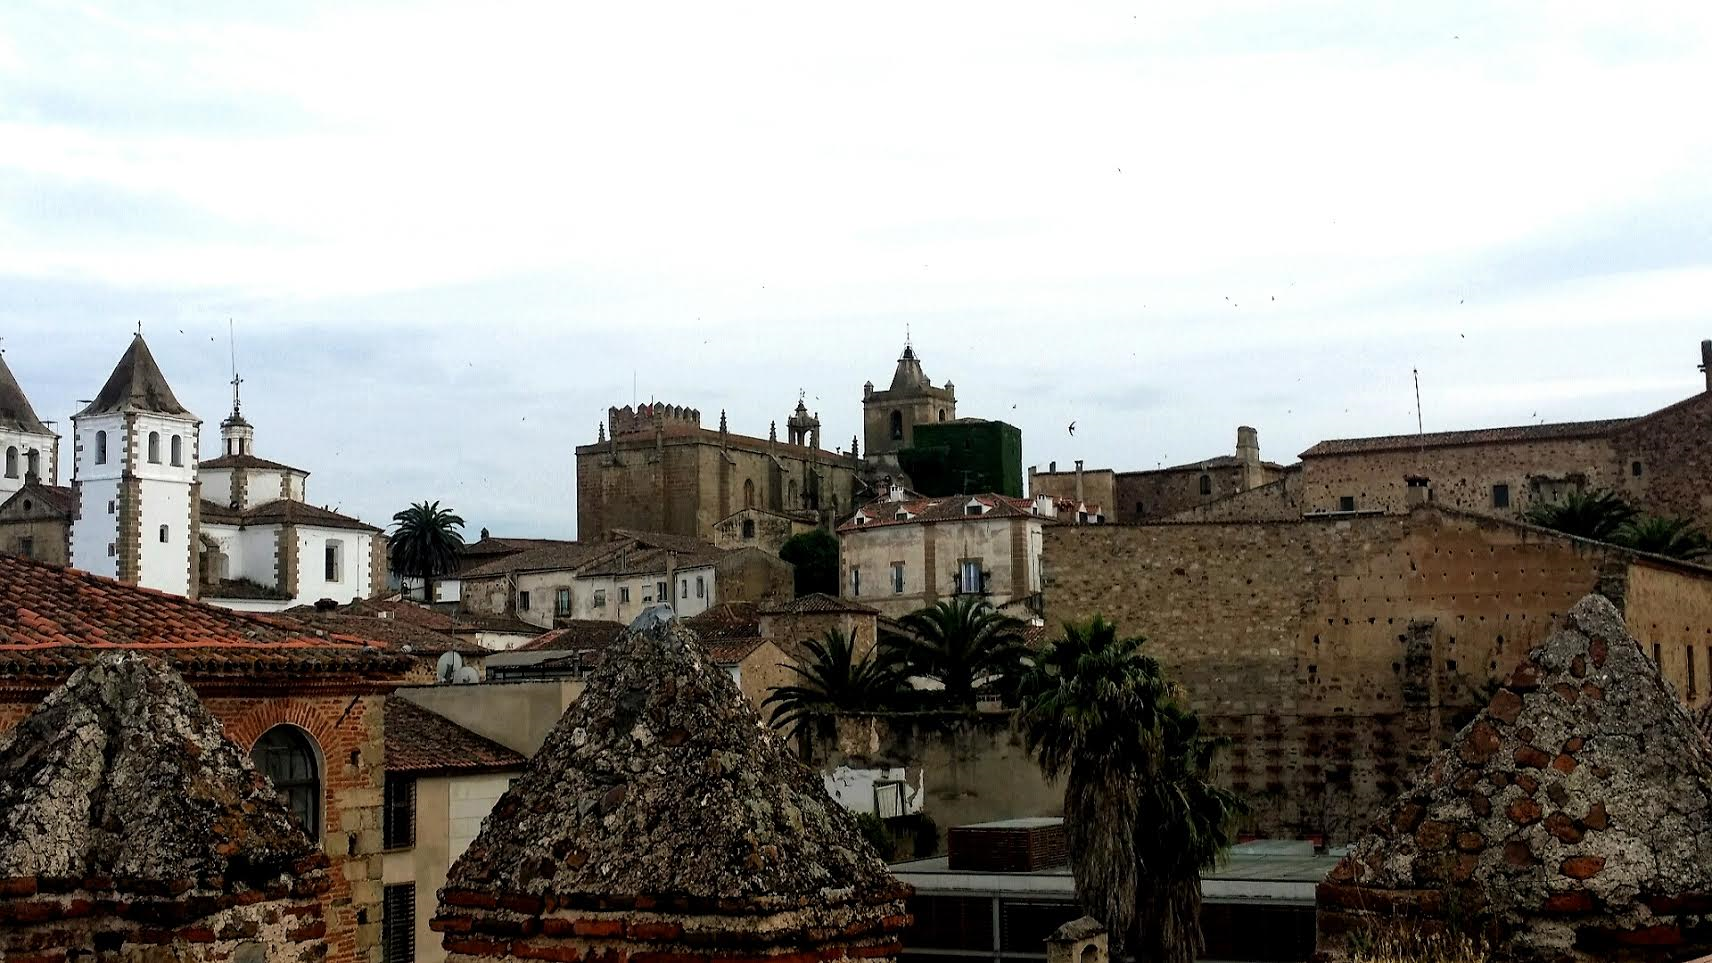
xmin=1040 ymin=509 xmax=1712 ymax=842
xmin=1299 ymin=437 xmax=1617 ymax=518
xmin=1612 ymin=391 xmax=1712 ymax=528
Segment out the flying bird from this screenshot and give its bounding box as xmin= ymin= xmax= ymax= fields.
xmin=1067 ymin=421 xmax=1077 ymax=436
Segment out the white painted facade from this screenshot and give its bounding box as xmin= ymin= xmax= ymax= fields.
xmin=449 ymin=773 xmax=514 ymax=860
xmin=200 ymin=465 xmax=308 ymax=510
xmin=0 ymin=428 xmax=57 ymax=499
xmin=823 ymin=765 xmax=925 ymax=819
xmin=572 ymin=561 xmax=718 ymax=623
xmin=70 ymin=409 xmax=200 ymax=596
xmin=297 ymin=523 xmax=373 ymax=606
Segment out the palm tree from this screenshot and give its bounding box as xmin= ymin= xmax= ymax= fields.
xmin=763 ymin=628 xmax=904 ymax=739
xmin=388 ymin=501 xmax=466 ymax=603
xmin=895 ymin=596 xmax=1028 ymax=708
xmin=1614 ymin=515 xmax=1712 ymax=560
xmin=1018 ymin=617 xmax=1244 ymax=963
xmin=1522 ymin=488 xmax=1636 ymax=542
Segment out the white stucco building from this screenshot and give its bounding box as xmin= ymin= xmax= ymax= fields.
xmin=68 ymin=335 xmax=203 ymax=597
xmin=0 ymin=352 xmax=59 ymax=500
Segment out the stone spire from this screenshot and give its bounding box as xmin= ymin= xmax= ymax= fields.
xmin=888 ymin=342 xmax=930 ymax=392
xmin=1318 ymin=594 xmax=1712 ymax=962
xmin=0 ymin=652 xmax=329 ymax=960
xmin=75 ymin=333 xmax=192 ymax=417
xmin=433 ymin=607 xmax=909 ymax=962
xmin=0 ymin=350 xmax=49 ymax=435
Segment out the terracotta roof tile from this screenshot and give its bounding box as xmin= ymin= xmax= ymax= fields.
xmin=198 ymin=453 xmax=307 ymax=473
xmin=0 ymin=482 xmax=74 ymax=517
xmin=761 ymin=593 xmax=878 ymax=615
xmin=278 ymin=611 xmax=490 ymax=657
xmin=0 ymin=554 xmax=412 ymax=681
xmin=681 ymin=602 xmax=763 ymax=642
xmin=517 ymin=620 xmax=625 ymax=653
xmin=1299 ymin=417 xmax=1635 ymax=458
xmin=384 ymin=697 xmax=527 ymax=775
xmin=455 ymin=541 xmax=616 ymax=579
xmin=839 ymin=492 xmax=1040 ymax=532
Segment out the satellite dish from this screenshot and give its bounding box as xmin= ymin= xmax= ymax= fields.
xmin=436 ymin=651 xmax=464 ymax=684
xmin=453 ymin=666 xmax=480 ymax=684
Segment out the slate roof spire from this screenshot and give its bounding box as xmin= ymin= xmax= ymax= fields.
xmin=0 ymin=350 xmax=50 ymax=434
xmin=434 ymin=605 xmax=909 ymax=961
xmin=75 ymin=332 xmax=192 ymax=418
xmin=889 ymin=341 xmax=930 ymax=392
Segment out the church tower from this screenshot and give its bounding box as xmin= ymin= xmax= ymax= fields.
xmin=861 ymin=342 xmax=957 ymax=459
xmin=69 ymin=334 xmax=201 ymax=597
xmin=0 ymin=349 xmax=59 ymax=499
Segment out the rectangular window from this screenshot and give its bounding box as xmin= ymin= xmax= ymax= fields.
xmin=1633 ymin=460 xmax=1644 ymax=477
xmin=891 ymin=562 xmax=905 ymax=594
xmin=108 ymin=500 xmax=115 ymax=515
xmin=696 ymin=576 xmax=705 ymax=598
xmin=657 ymin=580 xmax=668 ymax=602
xmin=383 ymin=775 xmax=416 ymax=850
xmin=1135 ymin=501 xmax=1144 ymax=517
xmin=1338 ymin=496 xmax=1356 ymax=512
xmin=593 ymin=589 xmax=606 ymax=608
xmin=324 ymin=540 xmax=343 ymax=582
xmin=681 ymin=579 xmax=688 ymax=599
xmin=850 ymin=566 xmax=861 ymax=597
xmin=620 ymin=586 xmax=630 ymax=603
xmin=18 ymin=537 xmax=32 ymax=559
xmin=1492 ymin=484 xmax=1510 ymax=509
xmin=959 ymin=559 xmax=983 ymax=594
xmin=1689 ymin=644 xmax=1697 ymax=698
xmin=107 ymin=542 xmax=116 ymax=557
xmin=1654 ymin=642 xmax=1663 ymax=664
xmin=519 ymin=590 xmax=531 ymax=611
xmin=383 ymin=883 xmax=415 ymax=963
xmin=555 ymin=587 xmax=571 ymax=616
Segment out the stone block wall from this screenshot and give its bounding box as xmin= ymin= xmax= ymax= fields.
xmin=0 ymin=882 xmax=329 ymax=963
xmin=1299 ymin=437 xmax=1617 ymax=518
xmin=1613 ymin=392 xmax=1712 ymax=527
xmin=1040 ymin=508 xmax=1712 ymax=842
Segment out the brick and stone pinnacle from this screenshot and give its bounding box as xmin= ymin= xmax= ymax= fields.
xmin=0 ymin=651 xmax=325 ymax=894
xmin=1318 ymin=593 xmax=1712 ymax=962
xmin=440 ymin=604 xmax=904 ymax=910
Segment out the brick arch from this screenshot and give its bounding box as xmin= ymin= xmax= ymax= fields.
xmin=221 ymin=699 xmax=338 ymax=752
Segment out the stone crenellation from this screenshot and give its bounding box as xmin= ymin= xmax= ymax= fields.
xmin=608 ymin=403 xmax=703 ymax=438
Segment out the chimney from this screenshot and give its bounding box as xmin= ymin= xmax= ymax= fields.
xmin=1074 ymin=460 xmax=1085 ymax=502
xmin=1236 ymin=425 xmax=1263 ymax=491
xmin=1045 ymin=918 xmax=1108 ymax=963
xmin=1701 ymin=340 xmax=1712 ymax=393
xmin=480 ymin=527 xmax=490 ymax=540
xmin=1405 ymin=475 xmax=1431 ymax=508
xmin=1048 ymin=460 xmax=1057 ymax=474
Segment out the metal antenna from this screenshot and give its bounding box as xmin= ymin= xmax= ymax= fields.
xmin=1413 ymin=367 xmax=1425 ymax=463
xmin=229 ymin=319 xmax=243 ymax=416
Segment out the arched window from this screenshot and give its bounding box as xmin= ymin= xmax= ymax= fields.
xmin=95 ymin=431 xmax=107 ymax=465
xmin=1198 ymin=473 xmax=1212 ymax=496
xmin=3 ymin=447 xmax=15 ymax=479
xmin=158 ymin=524 xmax=169 ymax=543
xmin=938 ymin=409 xmax=947 ymax=422
xmin=889 ymin=411 xmax=904 ymax=441
xmin=743 ymin=478 xmax=755 ymax=509
xmin=170 ymin=435 xmax=183 ymax=467
xmin=253 ymin=725 xmax=322 ymax=837
xmin=147 ymin=432 xmax=161 ymax=464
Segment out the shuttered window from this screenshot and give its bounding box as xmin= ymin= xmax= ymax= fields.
xmin=383 ymin=883 xmax=415 ymax=963
xmin=384 ymin=775 xmax=416 ymax=850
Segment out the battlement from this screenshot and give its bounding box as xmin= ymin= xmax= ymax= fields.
xmin=608 ymin=403 xmax=702 ymax=438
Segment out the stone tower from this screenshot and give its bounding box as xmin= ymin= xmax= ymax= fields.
xmin=0 ymin=349 xmax=58 ymax=497
xmin=69 ymin=334 xmax=202 ymax=597
xmin=0 ymin=652 xmax=330 ymax=961
xmin=862 ymin=342 xmax=957 ymax=458
xmin=433 ymin=607 xmax=911 ymax=962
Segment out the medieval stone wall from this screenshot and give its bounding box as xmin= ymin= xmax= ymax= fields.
xmin=1298 ymin=437 xmax=1617 ymax=517
xmin=1040 ymin=509 xmax=1712 ymax=842
xmin=1164 ymin=470 xmax=1304 ymax=522
xmin=574 ymin=432 xmax=858 ymax=540
xmin=1623 ymin=560 xmax=1712 ymax=708
xmin=1612 ymin=392 xmax=1712 ymax=527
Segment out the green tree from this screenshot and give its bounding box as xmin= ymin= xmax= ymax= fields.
xmin=1522 ymin=488 xmax=1636 ymax=541
xmin=1614 ymin=515 xmax=1712 ymax=560
xmin=388 ymin=501 xmax=466 ymax=603
xmin=779 ymin=529 xmax=840 ymax=596
xmin=1018 ymin=617 xmax=1244 ymax=963
xmin=763 ymin=628 xmax=904 ymax=739
xmin=895 ymin=596 xmax=1027 ymax=708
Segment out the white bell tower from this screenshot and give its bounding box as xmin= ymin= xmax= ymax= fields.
xmin=0 ymin=348 xmax=58 ymax=499
xmin=69 ymin=333 xmax=202 ymax=596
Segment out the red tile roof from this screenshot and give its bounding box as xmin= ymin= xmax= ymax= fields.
xmin=839 ymin=492 xmax=1041 ymax=532
xmin=455 ymin=541 xmax=617 ymax=579
xmin=384 ymin=697 xmax=527 ymax=775
xmin=703 ymin=638 xmax=767 ymax=664
xmin=681 ymin=602 xmax=763 ymax=642
xmin=0 ymin=482 xmax=74 ymax=518
xmin=576 ymin=544 xmax=725 ymax=577
xmin=198 ymin=453 xmax=307 ymax=473
xmin=1299 ymin=418 xmax=1635 ymax=458
xmin=761 ymin=593 xmax=878 ymax=615
xmin=275 ymin=611 xmax=491 ymax=658
xmin=517 ymin=620 xmax=625 ymax=653
xmin=0 ymin=554 xmax=412 ymax=683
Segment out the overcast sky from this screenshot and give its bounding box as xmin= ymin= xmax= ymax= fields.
xmin=3 ymin=2 xmax=1709 ymax=537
